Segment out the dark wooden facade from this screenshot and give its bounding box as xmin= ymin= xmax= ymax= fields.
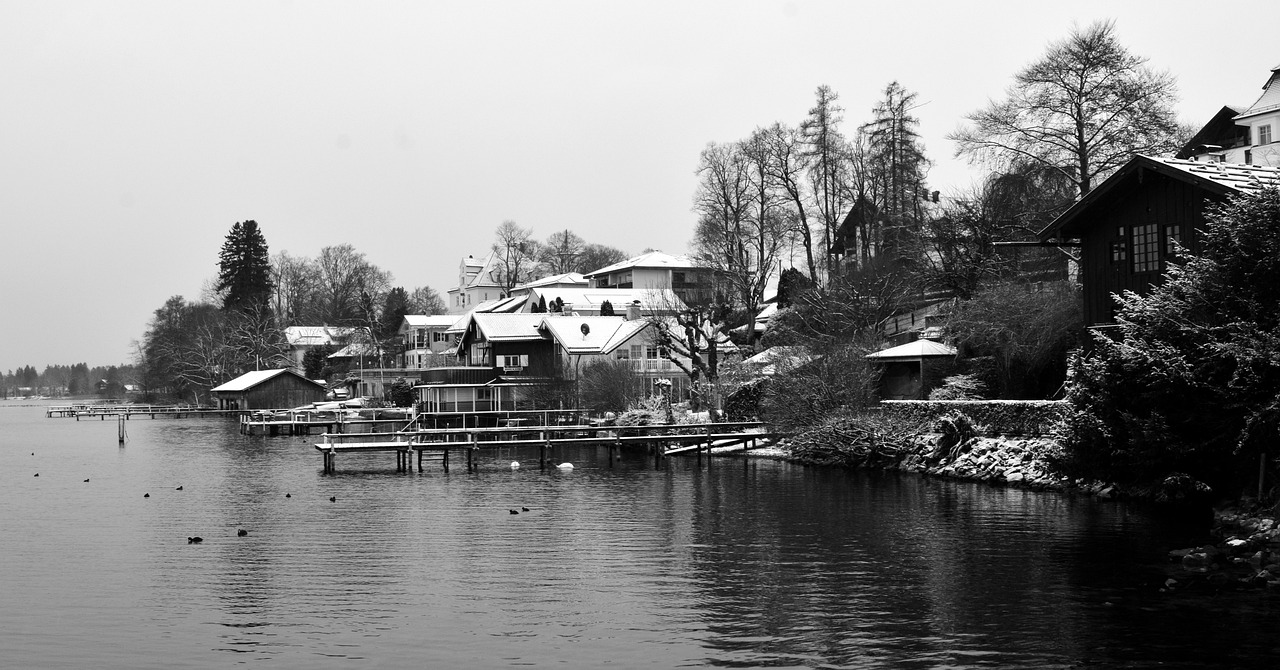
xmin=214 ymin=370 xmax=326 ymax=410
xmin=1039 ymin=157 xmax=1235 ymax=327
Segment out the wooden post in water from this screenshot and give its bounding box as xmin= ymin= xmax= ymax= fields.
xmin=443 ymin=447 xmax=450 ymax=472
xmin=117 ymin=415 xmax=126 ymax=444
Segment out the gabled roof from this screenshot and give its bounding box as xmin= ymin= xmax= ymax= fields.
xmin=470 ymin=313 xmax=548 ymax=342
xmin=742 ymin=345 xmax=814 ymax=375
xmin=212 ymin=369 xmax=324 ymax=393
xmin=472 ymin=295 xmax=527 ymax=313
xmin=282 ymin=326 xmax=359 ymax=346
xmin=582 ymin=251 xmax=697 ymax=277
xmin=401 ymin=314 xmax=458 ymax=330
xmin=514 ymin=272 xmax=587 ymax=292
xmin=1235 ymin=64 xmax=1280 ymax=121
xmin=1175 ymin=105 xmax=1247 ymax=159
xmin=539 ymin=316 xmax=649 ymax=355
xmin=1038 ymin=155 xmax=1280 ymax=240
xmin=865 ymin=339 xmax=956 ymax=361
xmin=328 ymin=342 xmax=379 ymax=358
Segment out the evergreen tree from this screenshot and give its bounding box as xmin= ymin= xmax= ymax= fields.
xmin=600 ymin=300 xmax=614 ymax=316
xmin=379 ymin=287 xmax=411 ymax=342
xmin=217 ymin=220 xmax=273 ymax=314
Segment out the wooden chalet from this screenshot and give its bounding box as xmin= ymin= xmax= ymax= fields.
xmin=1038 ymin=156 xmax=1280 ymax=328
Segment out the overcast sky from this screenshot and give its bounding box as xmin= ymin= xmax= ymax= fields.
xmin=2 ymin=0 xmax=1275 ymax=373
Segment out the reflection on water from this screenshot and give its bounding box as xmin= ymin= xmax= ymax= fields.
xmin=0 ymin=405 xmax=1274 ymax=668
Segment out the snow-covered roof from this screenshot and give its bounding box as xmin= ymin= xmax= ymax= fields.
xmin=283 ymin=326 xmax=359 ymax=346
xmin=524 ymin=287 xmax=685 ymax=313
xmin=539 ymin=316 xmax=649 ymax=355
xmin=473 ymin=295 xmax=527 ymax=313
xmin=865 ymin=339 xmax=957 ymax=361
xmin=514 ymin=272 xmax=587 ymax=292
xmin=401 ymin=314 xmax=458 ymax=329
xmin=1040 ymin=156 xmax=1280 ymax=240
xmin=470 ymin=313 xmax=548 ymax=341
xmin=212 ymin=369 xmax=323 ymax=393
xmin=742 ymin=345 xmax=814 ymax=375
xmin=1235 ymin=64 xmax=1280 ymax=120
xmin=582 ymin=251 xmax=698 ymax=277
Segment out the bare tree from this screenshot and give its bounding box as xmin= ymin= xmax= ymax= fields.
xmin=645 ymin=290 xmax=733 ymax=419
xmin=408 ymin=286 xmax=447 ymax=315
xmin=538 ymin=229 xmax=585 ymax=275
xmin=314 ymin=244 xmax=392 ymax=326
xmin=802 ymin=85 xmax=853 ymax=278
xmin=692 ymin=137 xmax=786 ymax=346
xmin=491 ymin=220 xmax=538 ymax=294
xmin=949 ymin=20 xmax=1180 ymax=196
xmin=577 ymin=243 xmax=629 ymax=275
xmin=270 ymin=251 xmax=318 ymax=325
xmin=761 ymin=122 xmax=819 ymax=282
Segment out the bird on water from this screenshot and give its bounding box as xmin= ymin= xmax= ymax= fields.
xmin=509 ymin=509 xmax=519 ymax=515
xmin=329 ymin=496 xmax=336 ymax=502
xmin=144 ymin=493 xmax=150 ymax=498
xmin=285 ymin=493 xmax=291 ymax=498
xmin=522 ymin=507 xmax=530 ymax=512
xmin=187 ymin=537 xmax=203 ymax=544
xmin=237 ymin=529 xmax=248 ymax=537
xmin=175 ymin=485 xmax=183 ymax=491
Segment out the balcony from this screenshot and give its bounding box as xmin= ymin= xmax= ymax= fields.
xmin=421 ymin=367 xmax=499 ymax=386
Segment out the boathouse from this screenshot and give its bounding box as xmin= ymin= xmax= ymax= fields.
xmin=211 ymin=369 xmax=326 ymax=410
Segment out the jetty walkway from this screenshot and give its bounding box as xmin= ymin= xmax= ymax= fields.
xmin=46 ymin=404 xmax=239 ymax=420
xmin=313 ymin=421 xmax=776 ymax=474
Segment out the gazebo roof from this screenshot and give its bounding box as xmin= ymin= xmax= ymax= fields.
xmin=865 ymin=339 xmax=956 ymax=362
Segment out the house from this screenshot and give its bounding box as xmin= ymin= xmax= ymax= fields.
xmin=446 ymin=253 xmax=507 ymax=314
xmin=865 ymin=339 xmax=957 ymax=400
xmin=582 ymin=251 xmax=714 ymax=305
xmin=1178 ymin=63 xmax=1280 ymax=166
xmin=283 ymin=326 xmax=360 ymax=371
xmin=211 ymin=369 xmax=326 ymax=410
xmin=414 ymin=307 xmax=732 ymax=418
xmin=418 ymin=313 xmax=552 ymax=415
xmin=398 ymin=314 xmax=460 ymax=370
xmin=1038 ymin=155 xmax=1280 ymax=327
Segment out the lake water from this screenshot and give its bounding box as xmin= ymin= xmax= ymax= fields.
xmin=2 ymin=403 xmax=1278 ymax=669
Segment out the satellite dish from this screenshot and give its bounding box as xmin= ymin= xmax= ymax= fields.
xmin=580 ymin=323 xmax=590 ymax=337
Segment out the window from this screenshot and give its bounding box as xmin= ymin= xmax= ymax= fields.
xmin=1260 ymin=124 xmax=1273 ymax=145
xmin=1131 ymin=223 xmax=1159 ymax=273
xmin=1164 ymin=225 xmax=1182 ymax=257
xmin=501 ymin=355 xmax=529 ymax=369
xmin=1111 ymin=242 xmax=1127 ymax=263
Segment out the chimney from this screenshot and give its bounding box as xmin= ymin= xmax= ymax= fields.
xmin=625 ymin=300 xmax=642 ymax=321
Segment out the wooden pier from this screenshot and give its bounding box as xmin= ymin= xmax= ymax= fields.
xmin=313 ymin=422 xmax=776 ymax=474
xmin=46 ymin=404 xmax=239 ymax=420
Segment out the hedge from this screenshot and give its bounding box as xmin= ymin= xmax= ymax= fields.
xmin=876 ymin=400 xmax=1067 ymax=437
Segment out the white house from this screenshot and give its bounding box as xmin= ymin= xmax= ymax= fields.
xmin=582 ymin=251 xmax=714 ymax=305
xmin=446 ymin=253 xmax=507 ymax=314
xmin=1181 ymin=63 xmax=1280 ymax=166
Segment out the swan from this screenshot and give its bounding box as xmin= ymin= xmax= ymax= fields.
xmin=556 ymin=463 xmax=574 ymax=470
xmin=510 ymin=461 xmax=520 ymax=470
